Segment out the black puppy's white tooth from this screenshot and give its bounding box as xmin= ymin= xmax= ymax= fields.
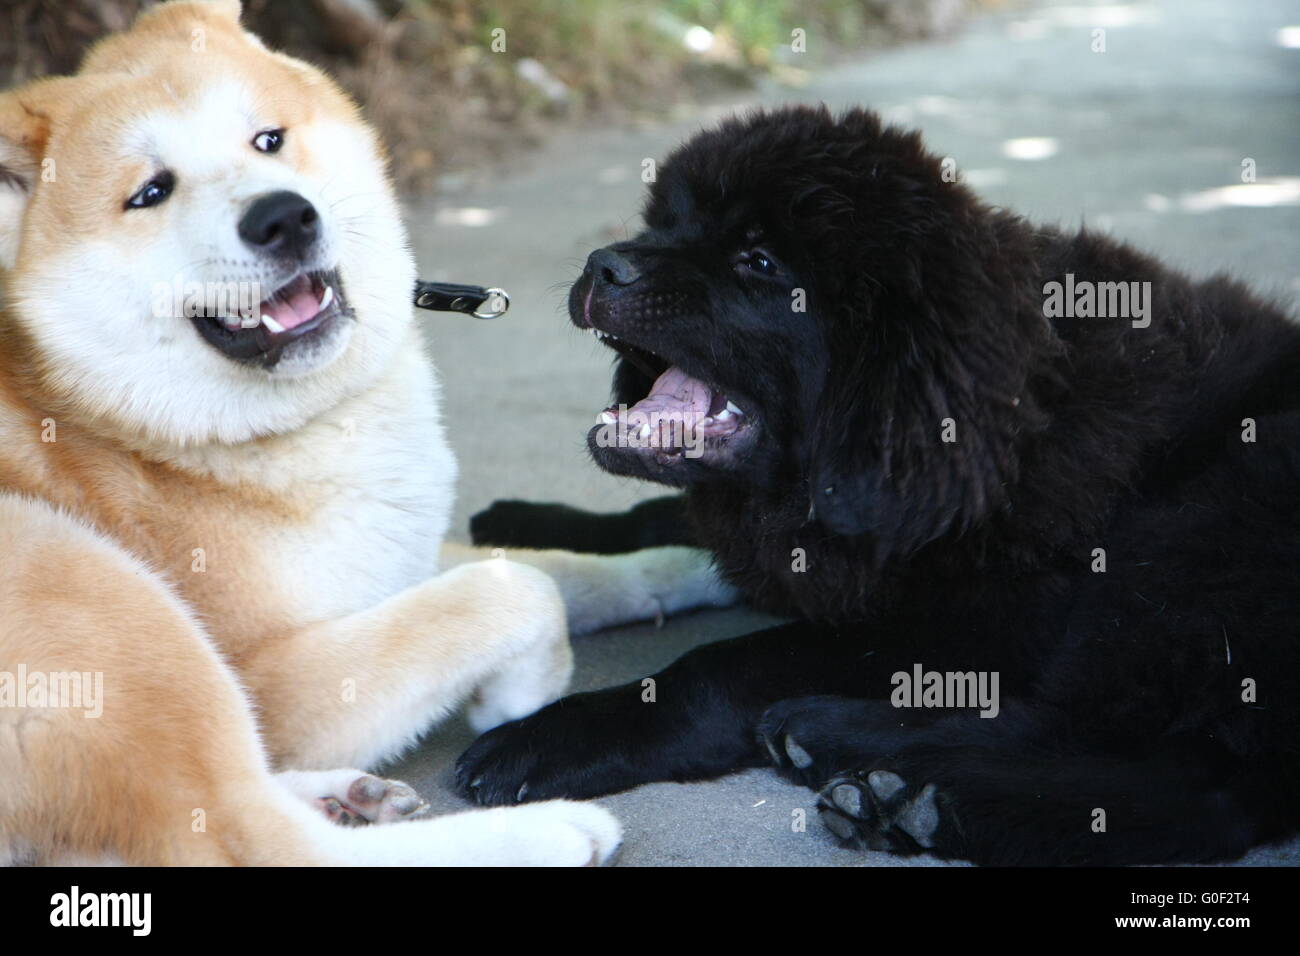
xmin=261 ymin=314 xmax=285 ymax=334
xmin=319 ymin=284 xmax=334 ymax=310
xmin=725 ymin=400 xmax=743 ymax=416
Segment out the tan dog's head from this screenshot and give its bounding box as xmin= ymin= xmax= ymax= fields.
xmin=0 ymin=0 xmax=414 ymax=446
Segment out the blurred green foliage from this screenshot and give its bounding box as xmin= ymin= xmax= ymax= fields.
xmin=2 ymin=0 xmax=992 ymax=191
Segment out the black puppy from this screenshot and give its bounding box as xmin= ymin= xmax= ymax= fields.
xmin=461 ymin=105 xmax=1300 ymax=865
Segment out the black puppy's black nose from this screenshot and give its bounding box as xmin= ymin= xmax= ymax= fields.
xmin=585 ymin=247 xmax=641 ymax=286
xmin=239 ymin=190 xmax=320 ymax=259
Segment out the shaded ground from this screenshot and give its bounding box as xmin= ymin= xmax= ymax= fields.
xmin=389 ymin=0 xmax=1300 ymax=865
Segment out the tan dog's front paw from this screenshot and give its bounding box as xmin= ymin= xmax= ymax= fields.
xmin=277 ymin=769 xmax=431 ymax=826
xmin=320 ymin=774 xmax=431 ymax=826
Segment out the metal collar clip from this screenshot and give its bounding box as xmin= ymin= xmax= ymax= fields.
xmin=413 ymin=280 xmax=510 ymax=319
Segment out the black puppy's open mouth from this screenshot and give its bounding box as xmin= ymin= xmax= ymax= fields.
xmin=191 ymin=269 xmax=347 ymax=367
xmin=587 ymin=326 xmax=754 ymax=465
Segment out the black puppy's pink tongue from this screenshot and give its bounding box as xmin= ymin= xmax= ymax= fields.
xmin=627 ymin=366 xmax=721 ymax=417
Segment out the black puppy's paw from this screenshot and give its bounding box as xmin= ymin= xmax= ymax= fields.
xmin=455 ymin=691 xmax=638 ymax=806
xmin=455 ymin=715 xmax=561 ymax=806
xmin=757 ymin=696 xmax=914 ymax=789
xmin=817 ymin=765 xmax=950 ymax=855
xmin=469 ymin=499 xmax=554 ymax=548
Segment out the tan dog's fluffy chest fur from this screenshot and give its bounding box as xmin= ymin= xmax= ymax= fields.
xmin=0 ymin=0 xmax=735 ymax=866
xmin=0 ymin=335 xmax=453 ymax=654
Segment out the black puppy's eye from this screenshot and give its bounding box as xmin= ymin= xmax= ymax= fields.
xmin=125 ymin=171 xmax=175 ymax=210
xmin=738 ymin=248 xmax=778 ymax=277
xmin=252 ymin=128 xmax=285 ymax=153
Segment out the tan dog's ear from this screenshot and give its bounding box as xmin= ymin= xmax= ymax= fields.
xmin=135 ymin=0 xmax=243 ymax=29
xmin=83 ymin=1 xmax=246 ymax=74
xmin=0 ymin=80 xmax=62 ymax=271
xmin=125 ymin=0 xmax=243 ymax=38
xmin=0 ymin=76 xmax=99 ymax=270
xmin=198 ymin=0 xmax=242 ymax=21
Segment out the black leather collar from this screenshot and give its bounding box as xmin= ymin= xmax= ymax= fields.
xmin=413 ymin=280 xmax=510 ymax=319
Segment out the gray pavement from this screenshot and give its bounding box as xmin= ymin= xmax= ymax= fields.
xmin=388 ymin=0 xmax=1300 ymax=865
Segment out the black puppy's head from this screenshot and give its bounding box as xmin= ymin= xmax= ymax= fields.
xmin=571 ymin=105 xmax=1051 ymax=559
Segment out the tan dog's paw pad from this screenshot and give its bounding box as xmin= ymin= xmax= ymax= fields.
xmin=317 ymin=775 xmax=431 ymax=826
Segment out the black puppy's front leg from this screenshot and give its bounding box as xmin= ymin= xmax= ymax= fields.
xmin=455 ymin=620 xmax=869 ymax=804
xmin=470 ymin=494 xmax=693 ymax=553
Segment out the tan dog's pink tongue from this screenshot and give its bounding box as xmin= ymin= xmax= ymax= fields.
xmin=262 ymin=276 xmax=321 ymax=331
xmin=628 ymin=366 xmax=713 ymax=416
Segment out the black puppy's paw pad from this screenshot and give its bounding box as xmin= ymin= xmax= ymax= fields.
xmin=784 ymin=735 xmax=815 ymax=769
xmin=829 ymin=782 xmax=864 ymax=818
xmin=818 ymin=770 xmax=942 ymax=852
xmin=894 ymin=782 xmax=939 ymax=847
xmin=821 ymin=784 xmax=866 ymax=841
xmin=866 ymin=769 xmax=906 ymax=801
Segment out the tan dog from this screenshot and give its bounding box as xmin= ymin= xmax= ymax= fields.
xmin=0 ymin=0 xmax=733 ymax=866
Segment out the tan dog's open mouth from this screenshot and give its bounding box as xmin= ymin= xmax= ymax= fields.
xmin=192 ymin=268 xmax=348 ymax=367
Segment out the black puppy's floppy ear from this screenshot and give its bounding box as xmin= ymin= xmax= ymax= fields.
xmin=808 ymin=312 xmax=1021 ymax=564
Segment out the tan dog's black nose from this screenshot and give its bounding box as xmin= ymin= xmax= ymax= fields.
xmin=239 ymin=191 xmax=320 ymax=260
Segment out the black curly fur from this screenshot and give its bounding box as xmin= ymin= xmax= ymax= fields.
xmin=461 ymin=105 xmax=1300 ymax=865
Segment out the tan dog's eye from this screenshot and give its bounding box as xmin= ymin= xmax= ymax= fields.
xmin=125 ymin=171 xmax=175 ymax=210
xmin=252 ymin=128 xmax=286 ymax=153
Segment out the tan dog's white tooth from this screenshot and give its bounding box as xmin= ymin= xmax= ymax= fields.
xmin=261 ymin=314 xmax=285 ymax=334
xmin=319 ymin=284 xmax=334 ymax=310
